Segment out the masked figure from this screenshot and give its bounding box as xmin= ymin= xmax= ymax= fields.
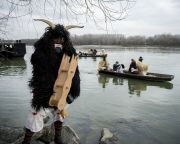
xmin=22 ymin=19 xmax=83 ymax=144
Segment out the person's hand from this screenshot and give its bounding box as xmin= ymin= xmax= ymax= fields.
xmin=60 ymin=109 xmax=69 ymax=118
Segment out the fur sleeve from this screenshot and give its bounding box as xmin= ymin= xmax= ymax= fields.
xmin=29 ymin=50 xmax=55 ymax=89
xmin=29 ymin=50 xmax=56 ymax=111
xmin=66 ymin=66 xmax=80 ymax=104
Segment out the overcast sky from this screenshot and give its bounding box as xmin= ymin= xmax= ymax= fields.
xmin=2 ymin=0 xmax=180 ymax=39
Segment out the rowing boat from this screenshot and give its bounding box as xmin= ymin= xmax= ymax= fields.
xmin=79 ymin=53 xmax=107 ymax=58
xmin=98 ymin=69 xmax=174 ymax=82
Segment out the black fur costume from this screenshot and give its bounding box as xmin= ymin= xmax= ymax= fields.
xmin=29 ymin=25 xmax=80 ymax=111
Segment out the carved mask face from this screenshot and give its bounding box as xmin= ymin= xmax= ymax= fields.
xmin=53 ymin=37 xmax=64 ymax=44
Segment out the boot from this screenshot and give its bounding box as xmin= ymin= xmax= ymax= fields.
xmin=54 ymin=121 xmax=63 ymax=144
xmin=22 ymin=128 xmax=34 ymax=144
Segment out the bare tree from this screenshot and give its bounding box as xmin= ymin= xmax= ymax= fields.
xmin=0 ymin=0 xmax=33 ymax=38
xmin=0 ymin=0 xmax=135 ymax=38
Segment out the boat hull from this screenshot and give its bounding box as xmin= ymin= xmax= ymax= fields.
xmin=0 ymin=42 xmax=26 ymax=58
xmin=98 ymin=70 xmax=174 ymax=82
xmin=79 ymin=54 xmax=107 ymax=58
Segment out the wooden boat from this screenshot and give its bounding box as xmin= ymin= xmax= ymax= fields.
xmin=0 ymin=40 xmax=26 ymax=58
xmin=98 ymin=69 xmax=174 ymax=82
xmin=79 ymin=53 xmax=107 ymax=58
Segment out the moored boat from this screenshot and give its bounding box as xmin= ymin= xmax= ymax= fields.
xmin=98 ymin=69 xmax=174 ymax=82
xmin=0 ymin=40 xmax=26 ymax=58
xmin=79 ymin=53 xmax=107 ymax=58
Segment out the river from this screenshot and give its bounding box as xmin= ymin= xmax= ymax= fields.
xmin=0 ymin=45 xmax=180 ymax=144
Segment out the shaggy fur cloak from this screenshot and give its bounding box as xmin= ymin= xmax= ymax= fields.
xmin=29 ymin=25 xmax=80 ymax=111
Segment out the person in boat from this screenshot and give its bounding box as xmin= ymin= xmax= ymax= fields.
xmin=98 ymin=56 xmax=109 ymax=70
xmin=129 ymin=58 xmax=148 ymax=75
xmin=113 ymin=61 xmax=121 ymax=71
xmin=119 ymin=64 xmax=125 ymax=73
xmin=22 ymin=19 xmax=83 ymax=144
xmin=92 ymin=49 xmax=97 ymax=55
xmin=100 ymin=49 xmax=107 ymax=56
xmin=136 ymin=56 xmax=149 ymax=75
xmin=89 ymin=49 xmax=93 ymax=54
xmin=78 ymin=51 xmax=83 ymax=56
xmin=138 ymin=56 xmax=143 ymax=62
xmin=113 ymin=61 xmax=125 ymax=73
xmin=136 ymin=59 xmax=148 ymax=75
xmin=128 ymin=59 xmax=139 ymax=74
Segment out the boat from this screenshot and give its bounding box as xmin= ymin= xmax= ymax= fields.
xmin=98 ymin=69 xmax=174 ymax=82
xmin=98 ymin=73 xmax=173 ymax=89
xmin=0 ymin=40 xmax=26 ymax=58
xmin=78 ymin=53 xmax=107 ymax=58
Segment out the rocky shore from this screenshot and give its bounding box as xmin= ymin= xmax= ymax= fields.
xmin=0 ymin=125 xmax=120 ymax=144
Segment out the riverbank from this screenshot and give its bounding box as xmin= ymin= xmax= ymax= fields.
xmin=0 ymin=125 xmax=120 ymax=144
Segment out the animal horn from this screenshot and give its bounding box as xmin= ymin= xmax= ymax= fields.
xmin=65 ymin=25 xmax=84 ymax=30
xmin=34 ymin=18 xmax=56 ymax=29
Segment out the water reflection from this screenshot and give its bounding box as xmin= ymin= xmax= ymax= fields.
xmin=98 ymin=73 xmax=124 ymax=88
xmin=0 ymin=58 xmax=26 ymax=76
xmin=98 ymin=74 xmax=173 ymax=96
xmin=79 ymin=56 xmax=97 ymax=62
xmin=128 ymin=78 xmax=173 ymax=96
xmin=92 ymin=57 xmax=97 ymax=62
xmin=98 ymin=73 xmax=110 ymax=88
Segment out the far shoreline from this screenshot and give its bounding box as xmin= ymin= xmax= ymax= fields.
xmin=25 ymin=44 xmax=180 ymax=49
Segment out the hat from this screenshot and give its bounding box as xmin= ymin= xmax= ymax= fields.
xmin=139 ymin=56 xmax=143 ymax=60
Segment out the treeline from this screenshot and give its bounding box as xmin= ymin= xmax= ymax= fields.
xmin=71 ymin=34 xmax=180 ymax=46
xmin=8 ymin=34 xmax=180 ymax=46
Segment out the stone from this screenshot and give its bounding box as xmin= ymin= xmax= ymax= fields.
xmin=99 ymin=128 xmax=120 ymax=144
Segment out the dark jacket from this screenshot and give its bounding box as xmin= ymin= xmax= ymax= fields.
xmin=113 ymin=63 xmax=120 ymax=71
xmin=128 ymin=62 xmax=137 ymax=72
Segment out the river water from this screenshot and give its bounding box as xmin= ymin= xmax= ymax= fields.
xmin=0 ymin=46 xmax=180 ymax=144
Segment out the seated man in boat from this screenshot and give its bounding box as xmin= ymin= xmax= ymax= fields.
xmin=113 ymin=62 xmax=125 ymax=73
xmin=98 ymin=56 xmax=110 ymax=70
xmin=89 ymin=49 xmax=94 ymax=55
xmin=129 ymin=59 xmax=139 ymax=74
xmin=119 ymin=64 xmax=125 ymax=73
xmin=78 ymin=51 xmax=83 ymax=56
xmin=113 ymin=61 xmax=121 ymax=71
xmin=129 ymin=58 xmax=148 ymax=75
xmin=92 ymin=49 xmax=97 ymax=55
